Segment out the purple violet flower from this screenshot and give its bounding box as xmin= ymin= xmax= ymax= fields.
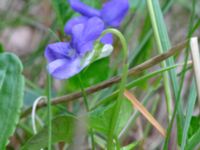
xmin=45 ymin=17 xmax=113 ymax=79
xmin=68 ymin=0 xmax=129 ymax=27
xmin=45 ymin=1 xmax=129 ymax=80
xmin=65 ymin=16 xmax=113 ymax=45
xmin=66 ymin=0 xmax=129 ymax=45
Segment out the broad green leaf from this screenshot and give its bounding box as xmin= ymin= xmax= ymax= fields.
xmin=89 ymin=104 xmax=113 ymax=134
xmin=21 ymin=115 xmax=76 ymax=150
xmin=181 ymin=80 xmax=197 ymax=150
xmin=65 ymin=57 xmax=110 ymax=92
xmin=0 ymin=53 xmax=24 ymax=149
xmin=188 ymin=116 xmax=200 ymax=139
xmin=81 ymin=58 xmax=110 ymax=87
xmin=22 ymin=104 xmax=132 ymax=150
xmin=186 ymin=128 xmax=200 ymax=150
xmin=0 ymin=43 xmax=4 ymax=53
xmin=90 ymin=99 xmax=133 ymax=136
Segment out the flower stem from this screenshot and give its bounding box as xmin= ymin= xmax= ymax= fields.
xmin=47 ymin=74 xmax=52 ymax=150
xmin=78 ymin=75 xmax=95 ymax=150
xmin=99 ymin=28 xmax=129 ymax=150
xmin=78 ymin=75 xmax=89 ymax=111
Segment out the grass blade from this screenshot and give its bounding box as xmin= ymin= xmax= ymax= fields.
xmin=146 ymin=0 xmax=181 ymax=120
xmin=124 ymin=90 xmax=166 ymax=137
xmin=181 ymin=79 xmax=197 ymax=150
xmin=146 ymin=0 xmax=188 ymax=148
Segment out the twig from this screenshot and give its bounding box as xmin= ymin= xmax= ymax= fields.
xmin=21 ymin=40 xmax=188 ymax=118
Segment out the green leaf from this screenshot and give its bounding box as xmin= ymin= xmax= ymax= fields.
xmin=0 ymin=43 xmax=4 ymax=53
xmin=66 ymin=58 xmax=110 ymax=92
xmin=186 ymin=124 xmax=200 ymax=150
xmin=0 ymin=53 xmax=24 ymax=149
xmin=81 ymin=58 xmax=110 ymax=86
xmin=21 ymin=115 xmax=76 ymax=150
xmin=90 ymin=99 xmax=133 ymax=136
xmin=22 ymin=104 xmax=132 ymax=150
xmin=188 ymin=116 xmax=200 ymax=139
xmin=181 ymin=79 xmax=197 ymax=149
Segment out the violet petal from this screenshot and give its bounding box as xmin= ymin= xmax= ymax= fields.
xmin=101 ymin=0 xmax=129 ymax=27
xmin=45 ymin=42 xmax=76 ymax=62
xmin=47 ymin=58 xmax=81 ymax=79
xmin=64 ymin=16 xmax=88 ymax=36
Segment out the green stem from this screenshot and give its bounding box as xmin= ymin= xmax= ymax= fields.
xmin=114 ymin=136 xmax=121 ymax=150
xmin=78 ymin=75 xmax=95 ymax=150
xmin=98 ymin=28 xmax=129 ymax=150
xmin=78 ymin=75 xmax=89 ymax=111
xmin=90 ymin=129 xmax=96 ymax=150
xmin=47 ymin=74 xmax=52 ymax=150
xmin=146 ymin=0 xmax=172 ymax=120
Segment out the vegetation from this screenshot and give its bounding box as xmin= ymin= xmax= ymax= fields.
xmin=0 ymin=0 xmax=200 ymax=149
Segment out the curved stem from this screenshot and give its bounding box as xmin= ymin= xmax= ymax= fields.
xmin=98 ymin=28 xmax=129 ymax=150
xmin=98 ymin=28 xmax=128 ymax=62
